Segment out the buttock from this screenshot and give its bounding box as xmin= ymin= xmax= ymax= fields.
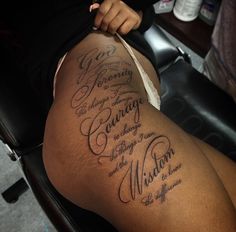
xmin=53 ymin=30 xmax=161 ymax=109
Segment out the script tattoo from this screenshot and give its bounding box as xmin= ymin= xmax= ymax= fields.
xmin=114 ymin=123 xmax=141 ymax=140
xmin=80 ymin=98 xmax=143 ymax=155
xmin=71 ymin=45 xmax=133 ymax=109
xmin=118 ymin=135 xmax=175 ymax=203
xmin=71 ymin=44 xmax=181 ymax=206
xmin=141 ymin=163 xmax=182 ymax=206
xmin=141 ymin=179 xmax=182 ymax=206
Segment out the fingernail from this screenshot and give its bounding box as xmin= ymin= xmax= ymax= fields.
xmin=89 ymin=3 xmax=100 ymax=12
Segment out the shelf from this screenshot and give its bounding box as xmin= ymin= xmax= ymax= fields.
xmin=155 ymin=12 xmax=214 ymax=57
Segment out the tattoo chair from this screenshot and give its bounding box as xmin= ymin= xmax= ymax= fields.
xmin=1 ymin=22 xmax=236 ymax=232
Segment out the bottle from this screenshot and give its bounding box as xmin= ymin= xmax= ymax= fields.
xmin=173 ymin=0 xmax=203 ymax=21
xmin=154 ymin=0 xmax=176 ymax=14
xmin=199 ymin=0 xmax=221 ymax=25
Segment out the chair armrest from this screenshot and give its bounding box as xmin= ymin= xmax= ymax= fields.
xmin=144 ymin=24 xmax=180 ymax=71
xmin=160 ymin=59 xmax=236 ymax=161
xmin=22 ymin=146 xmax=117 ymax=232
xmin=0 ymin=53 xmax=46 ymax=155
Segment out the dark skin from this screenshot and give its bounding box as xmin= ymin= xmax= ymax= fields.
xmin=42 ymin=1 xmax=236 ymax=231
xmin=92 ymin=0 xmax=143 ymax=34
xmin=91 ymin=0 xmax=236 ymax=209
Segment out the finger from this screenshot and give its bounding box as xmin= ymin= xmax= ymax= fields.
xmin=133 ymin=11 xmax=142 ymax=30
xmin=94 ymin=0 xmax=113 ymax=28
xmin=117 ymin=19 xmax=135 ymax=35
xmin=107 ymin=11 xmax=128 ymax=34
xmin=100 ymin=4 xmax=120 ymax=32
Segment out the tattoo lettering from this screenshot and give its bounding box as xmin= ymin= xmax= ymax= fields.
xmin=98 ymin=132 xmax=154 ymax=164
xmin=80 ymin=98 xmax=143 ymax=155
xmin=108 ymin=155 xmax=128 ymax=177
xmin=106 ymin=98 xmax=143 ymax=133
xmin=141 ymin=179 xmax=182 ymax=206
xmin=112 ymin=95 xmax=133 ymax=107
xmin=162 ymin=163 xmax=182 ymax=181
xmin=72 ymin=45 xmax=131 ymax=109
xmin=118 ymin=135 xmax=175 ymax=203
xmin=71 ymin=44 xmax=180 ymax=207
xmin=156 ymin=179 xmax=182 ymax=203
xmin=113 ymin=123 xmax=141 ymax=140
xmin=97 ymin=68 xmax=132 ymax=89
xmin=141 ymin=163 xmax=182 ymax=206
xmin=77 ymin=45 xmax=116 ymax=75
xmin=75 ymin=96 xmax=110 ymax=117
xmin=88 ymin=96 xmax=109 ymax=110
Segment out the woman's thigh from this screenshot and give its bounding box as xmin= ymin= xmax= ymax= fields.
xmin=192 ymin=136 xmax=236 ymax=208
xmin=43 ymin=31 xmax=236 ymax=232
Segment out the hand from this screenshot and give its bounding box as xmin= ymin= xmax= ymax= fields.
xmin=92 ymin=0 xmax=143 ymax=35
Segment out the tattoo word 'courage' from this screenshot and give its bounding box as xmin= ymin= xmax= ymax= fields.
xmin=80 ymin=98 xmax=143 ymax=155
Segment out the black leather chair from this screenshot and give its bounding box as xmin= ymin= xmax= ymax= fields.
xmin=1 ymin=23 xmax=236 ymax=232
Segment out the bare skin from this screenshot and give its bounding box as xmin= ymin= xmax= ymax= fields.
xmin=43 ymin=1 xmax=236 ymax=230
xmin=192 ymin=136 xmax=236 ymax=208
xmin=43 ymin=30 xmax=236 ymax=232
xmin=93 ymin=0 xmax=143 ymax=35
